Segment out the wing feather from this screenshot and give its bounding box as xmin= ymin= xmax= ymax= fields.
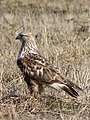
xmin=17 ymin=52 xmax=82 ymax=98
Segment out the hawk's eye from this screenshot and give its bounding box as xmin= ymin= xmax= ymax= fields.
xmin=20 ymin=34 xmax=24 ymax=37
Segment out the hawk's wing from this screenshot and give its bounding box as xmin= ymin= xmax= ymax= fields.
xmin=17 ymin=53 xmax=82 ymax=97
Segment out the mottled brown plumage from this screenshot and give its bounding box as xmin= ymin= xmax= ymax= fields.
xmin=16 ymin=32 xmax=82 ymax=98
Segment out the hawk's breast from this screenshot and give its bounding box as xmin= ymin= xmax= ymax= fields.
xmin=17 ymin=58 xmax=24 ymax=72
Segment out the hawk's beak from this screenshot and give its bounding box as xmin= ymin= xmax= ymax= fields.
xmin=16 ymin=36 xmax=19 ymax=40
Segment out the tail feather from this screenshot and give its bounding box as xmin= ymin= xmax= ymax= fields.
xmin=50 ymin=82 xmax=80 ymax=98
xmin=62 ymin=85 xmax=79 ymax=98
xmin=66 ymin=79 xmax=83 ymax=91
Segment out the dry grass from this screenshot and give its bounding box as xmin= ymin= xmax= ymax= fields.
xmin=0 ymin=0 xmax=90 ymax=120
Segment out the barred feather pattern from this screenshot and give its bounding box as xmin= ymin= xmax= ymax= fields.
xmin=16 ymin=32 xmax=83 ymax=98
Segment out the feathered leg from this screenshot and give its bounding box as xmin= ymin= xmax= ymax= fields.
xmin=24 ymin=75 xmax=44 ymax=97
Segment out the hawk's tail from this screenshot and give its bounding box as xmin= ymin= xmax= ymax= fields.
xmin=50 ymin=80 xmax=82 ymax=98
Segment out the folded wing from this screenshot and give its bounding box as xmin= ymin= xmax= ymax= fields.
xmin=17 ymin=53 xmax=82 ymax=98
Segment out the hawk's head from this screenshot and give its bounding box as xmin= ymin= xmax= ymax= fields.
xmin=16 ymin=32 xmax=31 ymax=43
xmin=16 ymin=32 xmax=38 ymax=49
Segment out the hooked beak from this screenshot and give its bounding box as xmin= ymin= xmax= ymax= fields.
xmin=16 ymin=36 xmax=19 ymax=40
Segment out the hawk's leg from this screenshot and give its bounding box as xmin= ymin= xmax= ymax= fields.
xmin=24 ymin=76 xmax=44 ymax=97
xmin=29 ymin=81 xmax=44 ymax=98
xmin=38 ymin=83 xmax=44 ymax=95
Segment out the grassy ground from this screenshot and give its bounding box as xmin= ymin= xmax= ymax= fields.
xmin=0 ymin=0 xmax=90 ymax=120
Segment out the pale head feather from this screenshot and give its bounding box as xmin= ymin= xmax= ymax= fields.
xmin=16 ymin=32 xmax=38 ymax=49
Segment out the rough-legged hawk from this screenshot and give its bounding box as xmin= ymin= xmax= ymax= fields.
xmin=16 ymin=32 xmax=82 ymax=98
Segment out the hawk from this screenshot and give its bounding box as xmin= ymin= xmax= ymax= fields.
xmin=16 ymin=32 xmax=82 ymax=98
